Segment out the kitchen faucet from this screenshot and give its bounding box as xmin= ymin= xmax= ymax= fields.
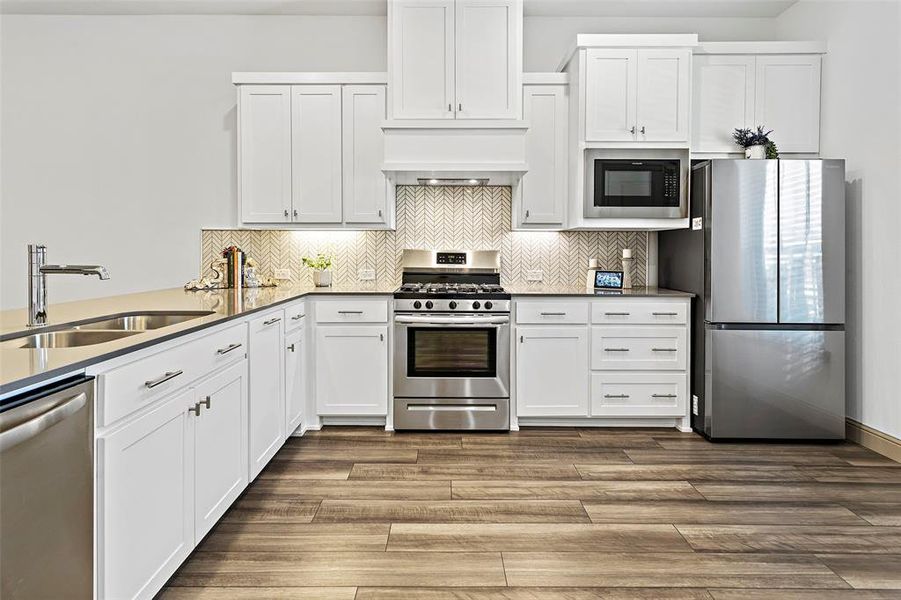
xmin=27 ymin=244 xmax=110 ymax=328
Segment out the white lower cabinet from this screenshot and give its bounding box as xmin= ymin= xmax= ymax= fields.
xmin=516 ymin=326 xmax=589 ymax=417
xmin=285 ymin=324 xmax=307 ymax=435
xmin=248 ymin=311 xmax=285 ymax=480
xmin=591 ymin=371 xmax=686 ymax=417
xmin=193 ymin=361 xmax=248 ymax=541
xmin=591 ymin=326 xmax=687 ymax=371
xmin=316 ymin=325 xmax=388 ymax=416
xmin=99 ymin=389 xmax=194 ymax=600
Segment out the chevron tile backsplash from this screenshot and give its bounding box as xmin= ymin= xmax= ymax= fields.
xmin=201 ymin=186 xmax=648 ymax=288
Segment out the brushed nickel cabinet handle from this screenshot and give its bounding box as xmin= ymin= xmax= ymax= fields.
xmin=652 ymin=312 xmax=678 ymax=316
xmin=640 ymin=126 xmax=646 ymax=134
xmin=458 ymin=103 xmax=462 ymax=111
xmin=520 ymin=335 xmax=524 ymax=343
xmin=630 ymin=126 xmax=636 ymax=134
xmin=293 ymin=209 xmax=298 ymax=217
xmin=604 ymin=348 xmax=630 ymax=352
xmin=216 ymin=342 xmax=242 ymax=355
xmin=200 ymin=396 xmax=211 ymax=409
xmin=605 ymin=312 xmax=631 ymax=316
xmin=525 ymin=210 xmax=530 ymax=218
xmin=287 ymin=343 xmax=295 ymax=352
xmin=448 ymin=103 xmax=452 ymax=112
xmin=540 ymin=312 xmax=566 ymax=316
xmin=291 ymin=314 xmax=305 ymax=320
xmin=652 ymin=348 xmax=678 ymax=352
xmin=263 ymin=317 xmax=281 ymax=326
xmin=283 ymin=209 xmax=289 ymax=218
xmin=652 ymin=393 xmax=678 ymax=398
xmin=145 ymin=370 xmax=183 ymax=389
xmin=378 ymin=209 xmax=383 ymax=217
xmin=338 ymin=310 xmax=364 ymax=315
xmin=380 ymin=333 xmax=384 ymax=342
xmin=604 ymin=394 xmax=630 ymax=399
xmin=188 ymin=402 xmax=201 ymax=416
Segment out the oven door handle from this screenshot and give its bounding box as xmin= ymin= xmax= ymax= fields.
xmin=395 ymin=315 xmax=510 ymax=325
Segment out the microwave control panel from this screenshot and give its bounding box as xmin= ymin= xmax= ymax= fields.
xmin=664 ymin=172 xmax=679 ymax=198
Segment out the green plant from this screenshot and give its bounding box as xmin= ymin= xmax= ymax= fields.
xmin=765 ymin=139 xmax=779 ymax=159
xmin=732 ymin=126 xmax=774 ymax=148
xmin=301 ymin=253 xmax=334 ymax=271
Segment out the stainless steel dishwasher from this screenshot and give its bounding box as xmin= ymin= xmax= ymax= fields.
xmin=0 ymin=375 xmax=94 ymax=599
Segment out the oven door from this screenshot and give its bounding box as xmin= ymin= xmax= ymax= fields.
xmin=393 ymin=313 xmax=510 ymax=399
xmin=586 ymin=158 xmax=685 ymax=219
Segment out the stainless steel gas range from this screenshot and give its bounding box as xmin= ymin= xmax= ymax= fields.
xmin=393 ymin=249 xmax=511 ymax=431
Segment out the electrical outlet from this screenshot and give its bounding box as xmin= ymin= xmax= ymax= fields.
xmin=692 ymin=395 xmax=699 ymax=416
xmin=526 ymin=270 xmax=543 ymax=282
xmin=274 ymin=268 xmax=291 ymax=280
xmin=358 ymin=268 xmax=376 ymax=281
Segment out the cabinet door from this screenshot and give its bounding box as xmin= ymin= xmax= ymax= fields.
xmin=516 ymin=326 xmax=589 ymax=417
xmin=636 ymin=48 xmax=691 ymax=142
xmin=291 ymin=85 xmax=343 ymax=223
xmin=389 ymin=0 xmax=455 ymax=119
xmin=193 ymin=361 xmax=248 ymax=541
xmin=248 ymin=313 xmax=285 ymax=480
xmin=99 ymin=390 xmax=194 ymax=600
xmin=755 ymin=55 xmax=821 ymax=153
xmin=316 ymin=325 xmax=388 ymax=416
xmin=584 ymin=49 xmax=638 ymax=142
xmin=285 ymin=325 xmax=306 ymax=436
xmin=455 ymin=0 xmax=521 ymax=119
xmin=692 ymin=55 xmax=755 ymax=152
xmin=343 ymin=85 xmax=388 ymax=224
xmin=239 ymin=86 xmax=291 ymax=224
xmin=519 ymin=84 xmax=566 ymax=226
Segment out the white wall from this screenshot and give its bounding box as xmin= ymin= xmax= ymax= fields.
xmin=0 ymin=15 xmax=387 ymax=309
xmin=776 ymin=0 xmax=901 ymax=439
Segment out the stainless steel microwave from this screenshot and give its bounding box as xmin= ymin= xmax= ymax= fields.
xmin=586 ymin=158 xmax=687 ymax=219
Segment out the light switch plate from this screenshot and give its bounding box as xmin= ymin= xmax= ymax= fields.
xmin=274 ymin=268 xmax=291 ymax=280
xmin=692 ymin=395 xmax=699 ymax=416
xmin=526 ymin=270 xmax=543 ymax=282
xmin=358 ymin=268 xmax=376 ymax=281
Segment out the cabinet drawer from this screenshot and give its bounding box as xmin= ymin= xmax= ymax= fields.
xmin=592 ymin=301 xmax=687 ymax=325
xmin=591 ymin=326 xmax=686 ymax=370
xmin=284 ymin=300 xmax=307 ymax=332
xmin=516 ymin=301 xmax=589 ymax=324
xmin=591 ymin=371 xmax=687 ymax=417
xmin=99 ymin=322 xmax=247 ymax=427
xmin=315 ymin=299 xmax=388 ymax=324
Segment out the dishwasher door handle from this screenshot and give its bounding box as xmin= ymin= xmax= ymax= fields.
xmin=0 ymin=392 xmax=87 ymax=452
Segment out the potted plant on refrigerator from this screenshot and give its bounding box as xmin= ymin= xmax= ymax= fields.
xmin=302 ymin=253 xmax=334 ymax=287
xmin=732 ymin=126 xmax=778 ymax=159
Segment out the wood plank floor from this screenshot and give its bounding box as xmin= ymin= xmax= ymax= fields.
xmin=160 ymin=427 xmax=901 ymax=598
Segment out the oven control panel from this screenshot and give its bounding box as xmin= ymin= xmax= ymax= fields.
xmin=435 ymin=252 xmax=468 ymax=265
xmin=394 ymin=299 xmax=510 ymax=313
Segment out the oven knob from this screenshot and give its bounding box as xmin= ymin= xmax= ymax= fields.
xmin=425 ymin=301 xmax=433 ymax=309
xmin=413 ymin=301 xmax=422 ymax=309
xmin=448 ymin=301 xmax=457 ymax=310
xmin=485 ymin=301 xmax=493 ymax=310
xmin=472 ymin=301 xmax=481 ymax=310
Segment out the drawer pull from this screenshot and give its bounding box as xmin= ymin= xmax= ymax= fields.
xmin=200 ymin=396 xmax=211 ymax=409
xmin=539 ymin=312 xmax=567 ymax=316
xmin=652 ymin=312 xmax=679 ymax=316
xmin=291 ymin=314 xmax=305 ymax=320
xmin=263 ymin=317 xmax=281 ymax=326
xmin=604 ymin=348 xmax=630 ymax=352
xmin=652 ymin=348 xmax=678 ymax=352
xmin=605 ymin=312 xmax=631 ymax=316
xmin=188 ymin=402 xmax=201 ymax=416
xmin=604 ymin=394 xmax=630 ymax=399
xmin=652 ymin=393 xmax=678 ymax=398
xmin=145 ymin=370 xmax=183 ymax=389
xmin=338 ymin=310 xmax=364 ymax=315
xmin=287 ymin=343 xmax=296 ymax=352
xmin=216 ymin=342 xmax=243 ymax=355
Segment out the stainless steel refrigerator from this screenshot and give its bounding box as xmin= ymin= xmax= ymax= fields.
xmin=659 ymin=159 xmax=846 ymax=440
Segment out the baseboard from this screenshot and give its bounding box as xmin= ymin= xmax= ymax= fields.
xmin=846 ymin=418 xmax=901 ymax=463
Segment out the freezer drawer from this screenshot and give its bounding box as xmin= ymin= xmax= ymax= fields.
xmin=705 ymin=326 xmax=844 ymax=439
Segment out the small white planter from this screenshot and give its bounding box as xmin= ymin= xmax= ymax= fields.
xmin=745 ymin=144 xmax=766 ymax=159
xmin=313 ymin=270 xmax=332 ymax=287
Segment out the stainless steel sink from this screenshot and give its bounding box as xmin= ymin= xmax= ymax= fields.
xmin=75 ymin=312 xmax=214 ymax=331
xmin=18 ymin=330 xmax=141 ymax=349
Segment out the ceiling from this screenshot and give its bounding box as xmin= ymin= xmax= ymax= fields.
xmin=0 ymin=0 xmax=799 ymax=18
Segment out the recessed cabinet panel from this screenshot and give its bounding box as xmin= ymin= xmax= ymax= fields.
xmin=755 ymin=55 xmax=821 ymax=153
xmin=343 ymin=85 xmax=388 ymax=224
xmin=519 ymin=84 xmax=566 ymax=226
xmin=591 ymin=371 xmax=686 ymax=417
xmin=591 ymin=326 xmax=687 ymax=371
xmin=248 ymin=312 xmax=285 ymax=480
xmin=285 ymin=326 xmax=306 ymax=435
xmin=516 ymin=326 xmax=589 ymax=417
xmin=455 ymin=0 xmax=519 ymax=119
xmin=585 ymin=49 xmax=637 ymax=142
xmin=636 ymin=49 xmax=690 ymax=142
xmin=316 ymin=325 xmax=388 ymax=416
xmin=291 ymin=85 xmax=343 ymax=223
xmin=390 ymin=0 xmax=455 ymax=119
xmin=239 ymin=86 xmax=291 ymax=223
xmin=692 ymin=55 xmax=755 ymax=152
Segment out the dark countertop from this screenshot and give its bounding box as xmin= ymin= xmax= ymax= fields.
xmin=507 ymin=285 xmax=694 ymax=298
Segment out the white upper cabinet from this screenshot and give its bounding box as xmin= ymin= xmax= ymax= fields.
xmin=584 ymin=48 xmax=690 ymax=143
xmin=291 ymin=85 xmax=343 ymax=223
xmin=454 ymin=0 xmax=520 ymax=119
xmin=390 ymin=0 xmax=455 ymax=119
xmin=239 ymin=86 xmax=291 ymax=223
xmin=692 ymin=55 xmax=756 ymax=152
xmin=516 ymin=83 xmax=567 ymax=227
xmin=389 ymin=0 xmax=522 ymax=120
xmin=755 ymin=55 xmax=821 ymax=153
xmin=636 ymin=49 xmax=691 ymax=142
xmin=343 ymin=85 xmax=388 ymax=224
